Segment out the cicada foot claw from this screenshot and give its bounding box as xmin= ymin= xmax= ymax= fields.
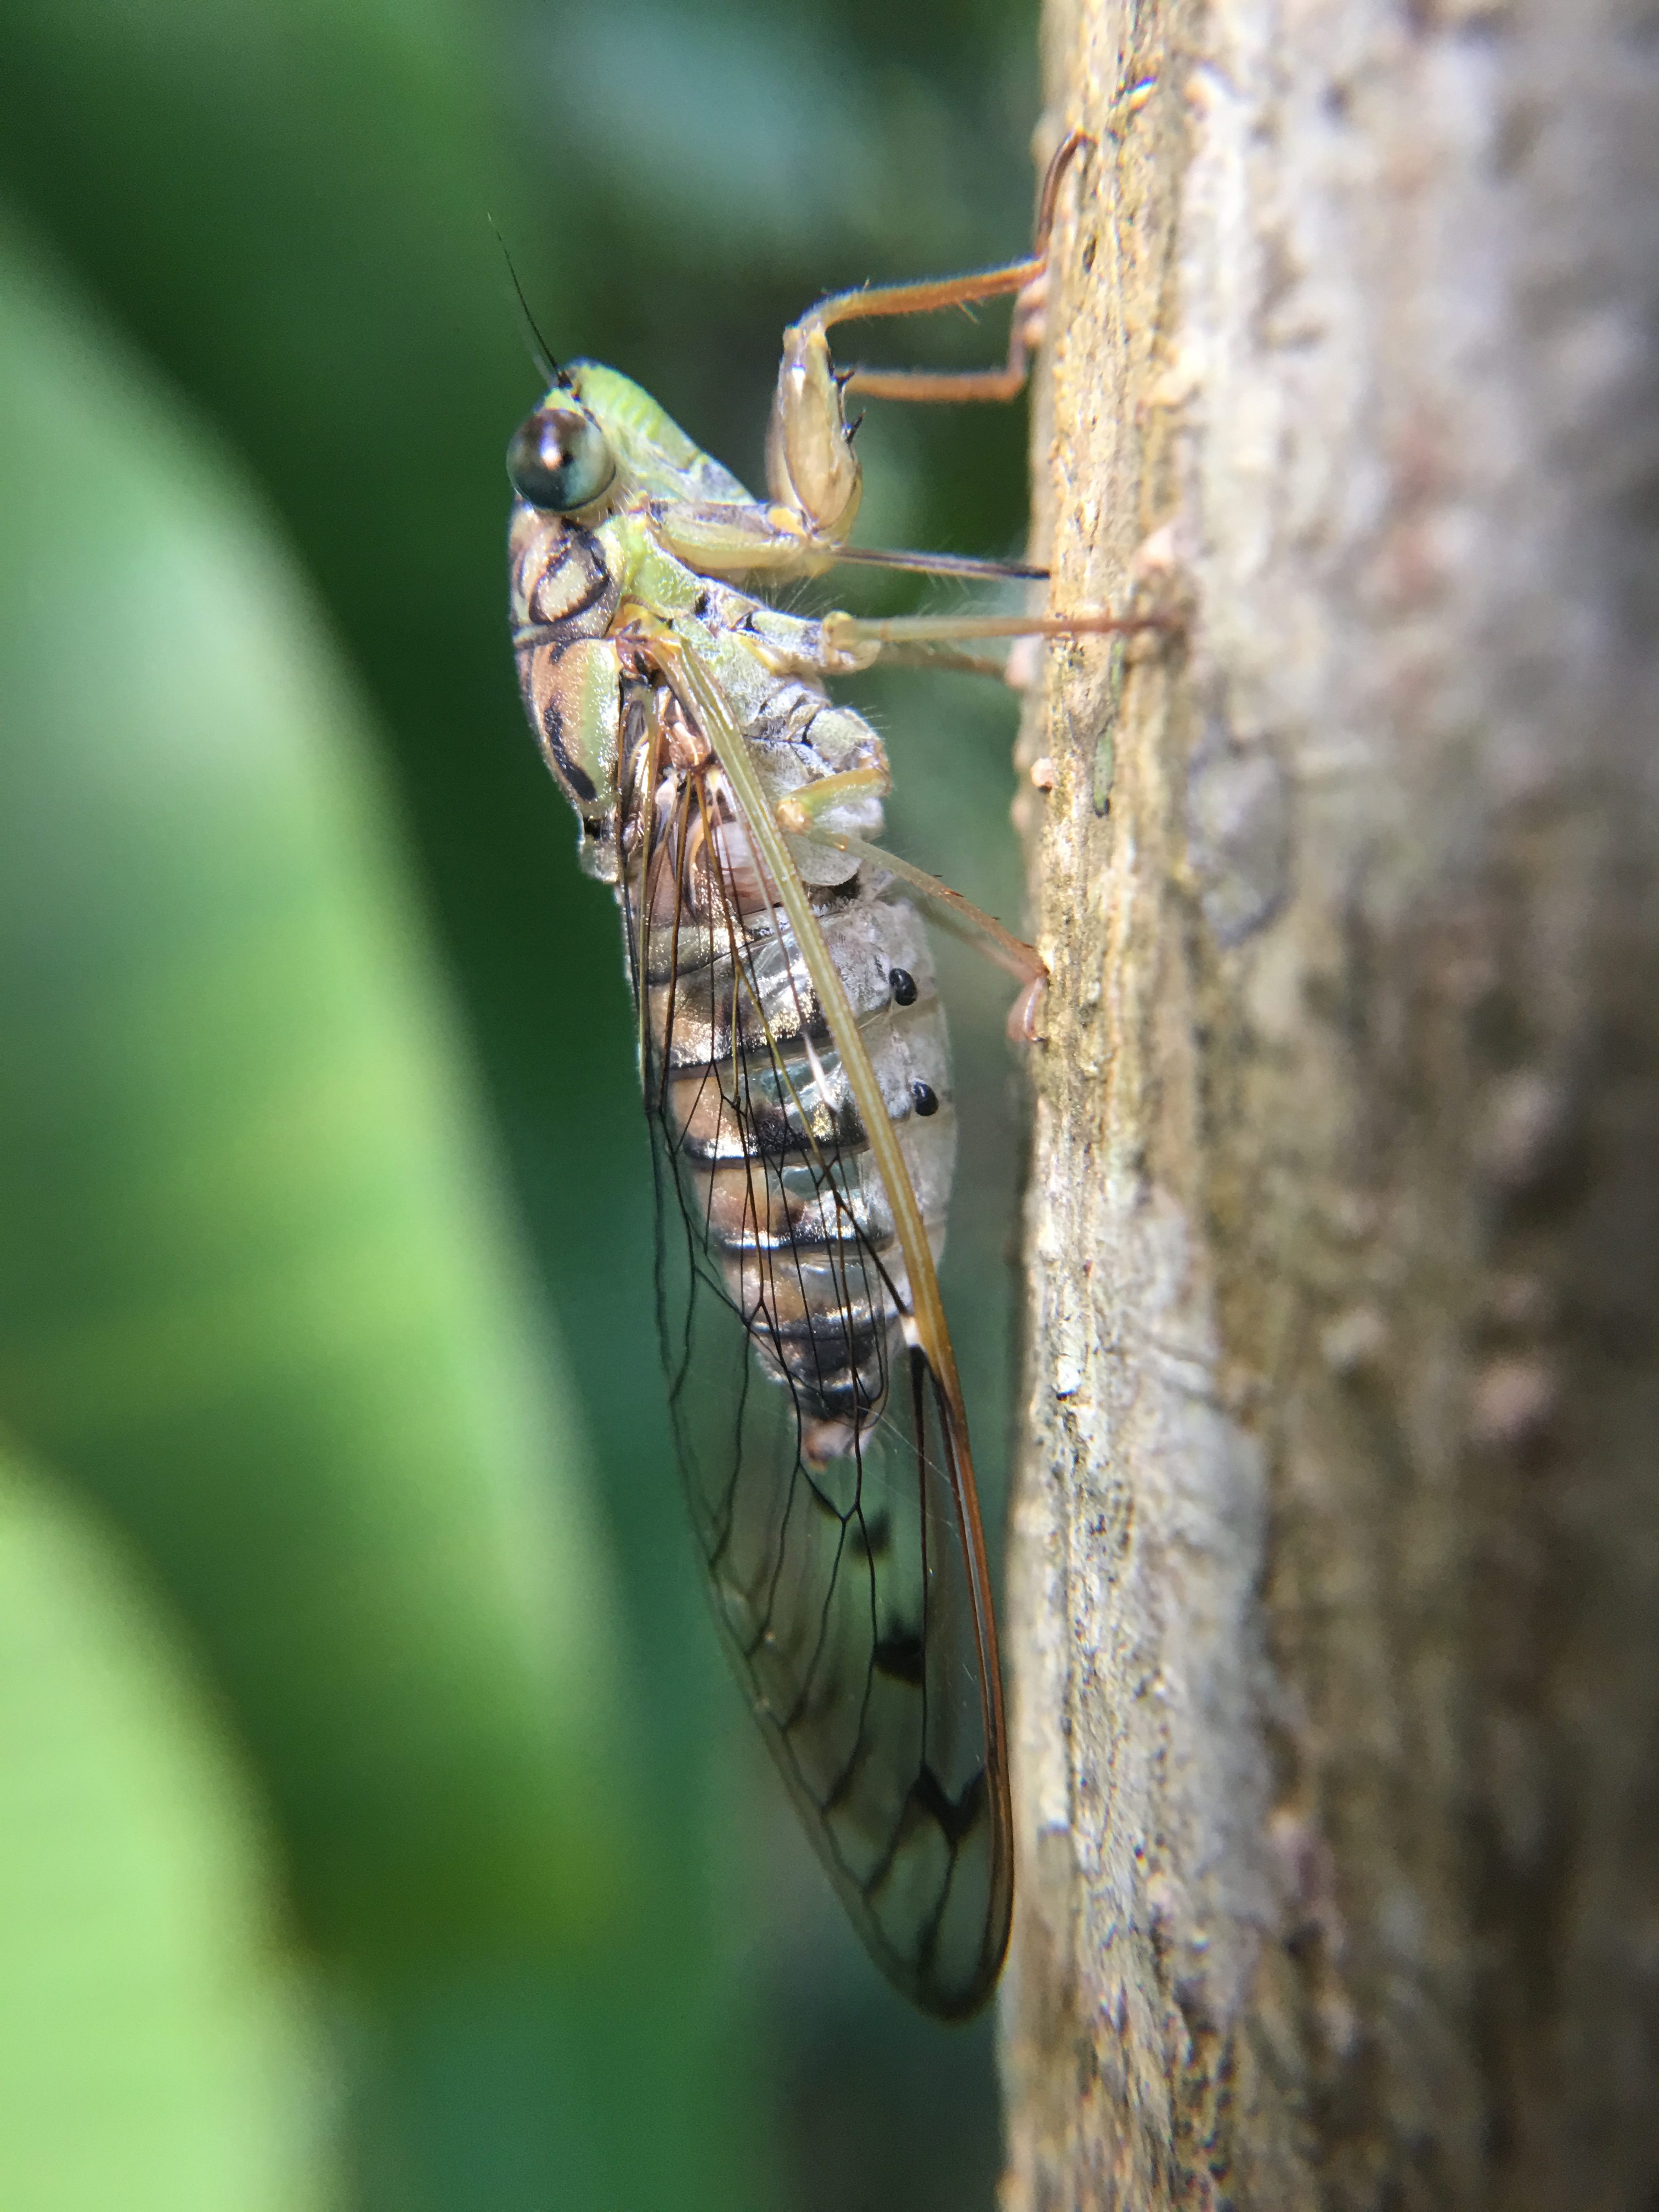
xmin=1008 ymin=973 xmax=1048 ymax=1046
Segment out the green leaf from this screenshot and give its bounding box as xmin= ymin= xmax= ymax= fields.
xmin=0 ymin=205 xmax=629 ymax=1961
xmin=0 ymin=1442 xmax=333 ymax=2212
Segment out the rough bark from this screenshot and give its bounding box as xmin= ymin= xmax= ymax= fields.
xmin=1001 ymin=3 xmax=1659 ymax=2205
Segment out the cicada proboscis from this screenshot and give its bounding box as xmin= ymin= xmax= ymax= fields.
xmin=506 ymin=132 xmax=1142 ymax=2018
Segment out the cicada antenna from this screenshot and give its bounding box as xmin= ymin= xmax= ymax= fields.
xmin=487 ymin=213 xmax=569 ymax=391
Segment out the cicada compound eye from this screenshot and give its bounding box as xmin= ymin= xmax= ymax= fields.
xmin=506 ymin=402 xmax=616 ymax=512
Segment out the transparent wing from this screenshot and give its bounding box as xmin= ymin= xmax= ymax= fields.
xmin=623 ymin=721 xmax=1011 ymax=2018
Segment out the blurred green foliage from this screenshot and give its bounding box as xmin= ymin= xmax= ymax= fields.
xmin=0 ymin=0 xmax=1041 ymax=2204
xmin=0 ymin=1442 xmax=328 ymax=2212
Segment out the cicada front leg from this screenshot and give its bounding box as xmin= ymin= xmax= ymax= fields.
xmin=764 ymin=128 xmax=1089 ymax=564
xmin=648 ymin=128 xmax=1097 ymax=593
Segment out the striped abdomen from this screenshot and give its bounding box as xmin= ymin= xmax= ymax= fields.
xmin=647 ymin=847 xmax=955 ymax=1441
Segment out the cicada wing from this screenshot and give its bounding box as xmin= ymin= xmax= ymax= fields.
xmin=628 ymin=760 xmax=1010 ymax=2019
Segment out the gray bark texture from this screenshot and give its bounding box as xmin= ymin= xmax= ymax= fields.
xmin=1001 ymin=3 xmax=1659 ymax=2206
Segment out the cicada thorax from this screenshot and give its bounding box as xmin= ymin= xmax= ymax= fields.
xmin=620 ymin=663 xmax=957 ymax=1463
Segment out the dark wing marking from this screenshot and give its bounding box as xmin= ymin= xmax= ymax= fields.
xmin=621 ymin=710 xmax=1009 ymax=2018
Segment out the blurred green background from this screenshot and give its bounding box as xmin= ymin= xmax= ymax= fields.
xmin=0 ymin=1 xmax=1042 ymax=2205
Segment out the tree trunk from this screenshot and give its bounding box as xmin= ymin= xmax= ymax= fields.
xmin=1001 ymin=3 xmax=1659 ymax=2205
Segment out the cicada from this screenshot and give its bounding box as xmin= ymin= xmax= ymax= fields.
xmin=507 ymin=135 xmax=1122 ymax=2018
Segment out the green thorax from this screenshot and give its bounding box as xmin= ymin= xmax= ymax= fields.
xmin=564 ymin=360 xmax=753 ymax=509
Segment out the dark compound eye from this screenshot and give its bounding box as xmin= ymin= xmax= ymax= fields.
xmin=888 ymin=967 xmax=917 ymax=1007
xmin=507 ymin=403 xmax=616 ymax=512
xmin=910 ymin=1081 xmax=939 ymax=1117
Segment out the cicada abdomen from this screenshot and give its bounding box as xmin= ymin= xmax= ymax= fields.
xmin=636 ymin=670 xmax=951 ymax=1444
